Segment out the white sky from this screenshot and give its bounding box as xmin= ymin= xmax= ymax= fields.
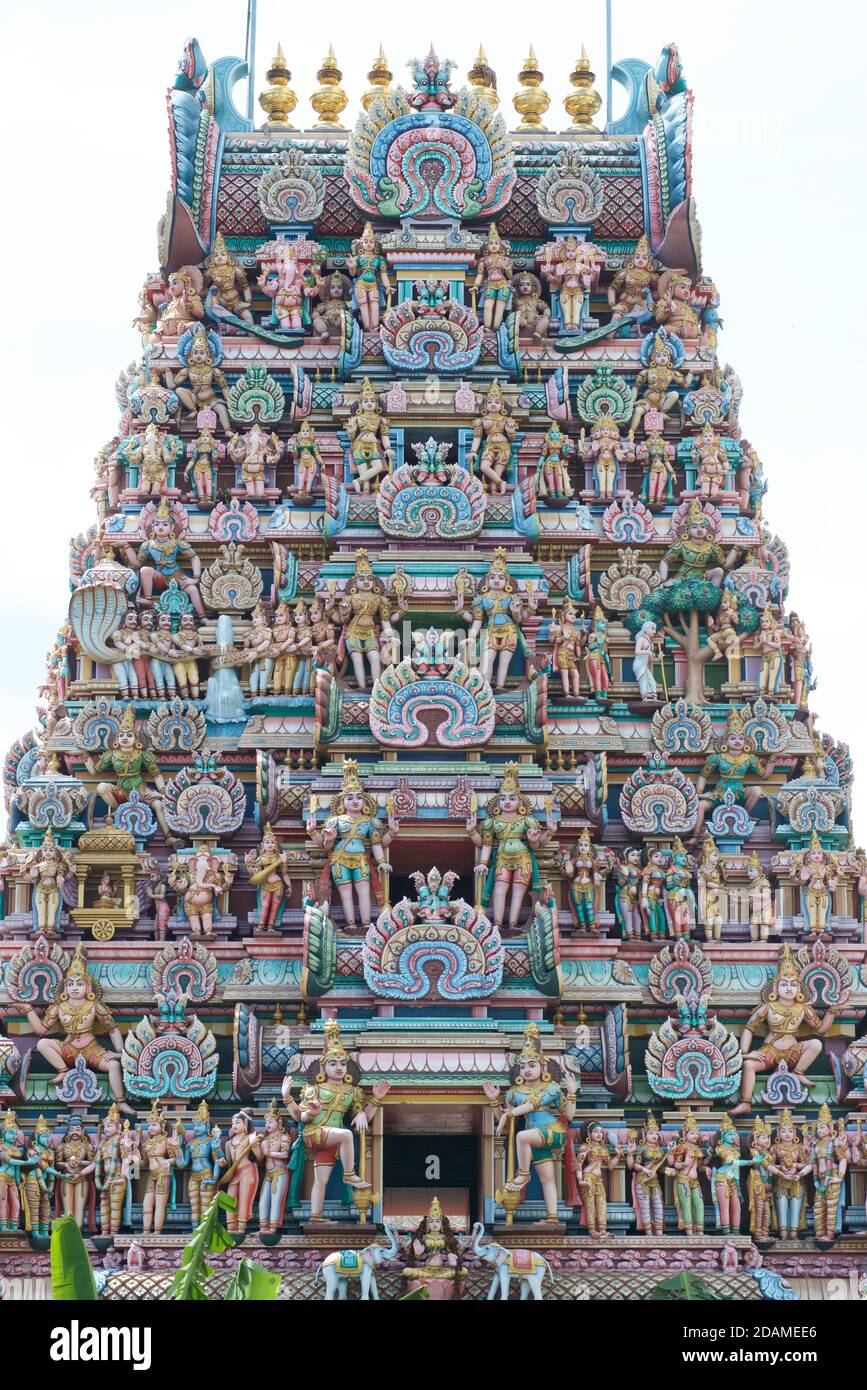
xmin=0 ymin=0 xmax=865 ymax=834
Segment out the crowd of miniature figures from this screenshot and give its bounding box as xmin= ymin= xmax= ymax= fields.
xmin=0 ymin=33 xmax=864 ymax=1299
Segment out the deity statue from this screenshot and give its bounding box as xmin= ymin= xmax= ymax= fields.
xmin=94 ymin=1102 xmax=133 ymax=1238
xmin=205 ymin=229 xmax=253 ymax=325
xmin=123 ymin=497 xmax=205 ymax=616
xmin=511 ymin=270 xmax=551 ymax=340
xmin=614 ymin=847 xmax=645 ymax=939
xmin=257 ymin=1099 xmax=291 ymax=1235
xmin=560 ymin=827 xmax=609 ymax=934
xmin=167 ymin=845 xmax=234 ymax=938
xmin=654 ymin=269 xmax=702 ymax=338
xmin=85 ymin=703 xmax=177 ymax=844
xmin=403 ymin=1195 xmax=466 ymax=1300
xmin=625 ymin=1111 xmax=671 ymax=1235
xmin=139 ymin=1101 xmax=182 ymax=1235
xmin=0 ymin=1109 xmax=27 ymax=1233
xmin=23 ymin=828 xmax=73 ymax=935
xmin=176 ymin=1102 xmax=224 ymax=1226
xmin=346 ymin=223 xmax=392 ymax=332
xmin=469 ymin=763 xmax=556 ymax=932
xmin=711 ymin=1114 xmax=755 ymax=1235
xmin=637 ymin=422 xmax=676 ymax=506
xmin=467 ymin=548 xmax=536 ymax=690
xmin=641 ymin=848 xmax=670 ymax=937
xmin=471 ymin=223 xmax=513 ymax=331
xmin=692 ymin=423 xmax=729 ymax=500
xmin=227 ymin=421 xmax=283 ymax=497
xmin=258 ymin=241 xmax=308 ymax=331
xmin=282 ymin=1020 xmax=389 ymax=1222
xmin=585 ymin=606 xmax=611 ymax=699
xmin=630 ymin=330 xmax=694 ymax=432
xmin=466 ymin=380 xmax=517 ymax=494
xmin=22 ymin=1114 xmax=56 ymax=1239
xmin=633 ymin=619 xmax=659 ymax=701
xmin=578 ymin=415 xmax=634 ymax=500
xmin=218 ymin=1109 xmax=262 ymax=1237
xmin=785 ymin=612 xmax=811 ymax=711
xmin=287 ymin=420 xmax=322 ymax=502
xmin=664 ymin=1112 xmax=709 ymax=1236
xmin=167 ymin=612 xmax=207 ymax=699
xmin=792 ymin=832 xmax=839 ymax=935
xmin=245 ymin=824 xmax=294 ymax=933
xmin=346 ymin=378 xmax=393 ymax=493
xmin=757 ymin=608 xmax=786 ymax=697
xmin=139 ymin=855 xmax=171 ymax=941
xmin=54 ymin=1115 xmax=96 ymax=1230
xmin=697 ymin=831 xmax=726 ymax=941
xmin=109 ymin=609 xmax=144 ymax=700
xmin=534 ymin=422 xmax=574 ymax=501
xmin=24 ymin=946 xmax=133 ymax=1113
xmin=704 ymin=586 xmax=740 ymax=663
xmin=746 ymin=851 xmax=774 ymax=942
xmin=575 ymin=1120 xmax=621 ymax=1237
xmin=665 ymin=837 xmax=697 ymax=938
xmin=483 ymin=1023 xmax=578 ymax=1223
xmin=692 ymin=707 xmax=772 ymax=844
xmin=747 ymin=1114 xmax=773 ymax=1245
xmin=767 ymin=1109 xmax=811 ymax=1239
xmin=240 ymin=602 xmax=274 ymax=697
xmin=306 ymin=269 xmax=353 ymax=339
xmin=549 ymin=599 xmax=585 ymax=699
xmin=811 ymin=1102 xmax=846 ymax=1246
xmin=731 ymin=943 xmax=844 ymax=1115
xmin=307 ymin=759 xmax=398 ymax=933
xmin=124 ymin=423 xmax=184 ymax=497
xmin=539 ymin=235 xmax=605 ymax=333
xmin=167 ymin=324 xmax=231 ymax=432
xmin=155 ymin=267 xmax=205 ymax=337
xmin=607 ymin=235 xmax=658 ymax=321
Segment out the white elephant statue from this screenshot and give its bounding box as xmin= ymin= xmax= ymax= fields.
xmin=314 ymin=1220 xmax=400 ymax=1300
xmin=469 ymin=1221 xmax=553 ymax=1300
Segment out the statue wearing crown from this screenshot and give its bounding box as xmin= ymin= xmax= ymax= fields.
xmin=691 ymin=706 xmax=773 ymax=845
xmin=205 ymin=228 xmax=253 ymax=325
xmin=164 ymin=322 xmax=231 ymax=432
xmin=767 ymin=1108 xmax=811 ymax=1239
xmin=24 ymin=946 xmax=133 ymax=1113
xmin=483 ymin=1023 xmax=578 ymax=1223
xmin=731 ymin=944 xmax=846 ymax=1116
xmin=175 ymin=1100 xmax=224 ymax=1226
xmin=471 ymin=224 xmax=513 ymax=332
xmin=334 ymin=549 xmax=399 ymax=690
xmin=23 ymin=827 xmax=74 ymax=936
xmin=83 ymin=703 xmax=177 ymax=844
xmin=403 ymin=1194 xmax=466 ymax=1300
xmin=469 ymin=763 xmax=556 ymax=932
xmin=346 ymin=378 xmax=393 ymax=493
xmin=811 ymin=1101 xmax=847 ymax=1246
xmin=123 ymin=495 xmax=205 ymax=616
xmin=346 ymin=223 xmax=392 ymax=332
xmin=94 ymin=1101 xmax=134 ymax=1237
xmin=792 ymin=831 xmax=840 ymax=935
xmin=466 ymin=547 xmax=537 ymax=691
xmin=607 ymin=234 xmax=658 ymax=323
xmin=307 ymin=759 xmax=399 ymax=933
xmin=465 ymin=380 xmax=517 ymax=494
xmin=282 ymin=1020 xmax=389 ymax=1223
xmin=139 ymin=1100 xmax=183 ymax=1235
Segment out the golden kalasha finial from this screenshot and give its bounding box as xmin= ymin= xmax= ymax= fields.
xmin=311 ymin=44 xmax=348 ymax=129
xmin=468 ymin=45 xmax=499 ymax=109
xmin=259 ymin=44 xmax=297 ymax=129
xmin=362 ymin=44 xmax=394 ymax=111
xmin=565 ymin=46 xmax=602 ymax=132
xmin=513 ymin=46 xmax=550 ymax=130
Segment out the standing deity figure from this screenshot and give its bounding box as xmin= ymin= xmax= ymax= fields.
xmin=149 ymin=611 xmax=182 ymax=697
xmin=258 ymin=241 xmax=308 ymax=331
xmin=465 ymin=380 xmax=517 ymax=495
xmin=534 ymin=422 xmax=573 ymax=501
xmin=346 ymin=378 xmax=393 ymax=493
xmin=625 ymin=1111 xmax=671 ymax=1235
xmin=25 ymin=947 xmax=133 ymax=1113
xmin=241 ymin=603 xmax=275 ymax=697
xmin=124 ymin=497 xmax=205 ymax=616
xmin=94 ymin=1102 xmax=133 ymax=1238
xmin=218 ymin=1109 xmax=262 ymax=1237
xmin=22 ymin=1114 xmax=57 ymax=1239
xmin=549 ymin=600 xmax=585 ymax=699
xmin=286 ymin=599 xmax=315 ymax=695
xmin=608 ymin=234 xmax=658 ymax=320
xmin=539 ymin=235 xmax=604 ymax=333
xmin=167 ymin=324 xmax=231 ymax=431
xmin=469 ymin=762 xmax=556 ymax=932
xmin=692 ymin=707 xmax=772 ymax=844
xmin=0 ymin=1109 xmax=27 ymax=1233
xmin=308 ymin=759 xmax=397 ymax=933
xmin=654 ymin=269 xmax=702 ymax=338
xmin=287 ymin=420 xmax=322 ymax=501
xmin=697 ymin=831 xmax=725 ymax=941
xmin=468 ymin=548 xmax=536 ymax=690
xmin=155 ymin=266 xmax=205 ymax=337
xmin=168 ymin=612 xmax=207 ymax=699
xmin=139 ymin=1102 xmax=182 ymax=1235
xmin=124 ymin=423 xmax=184 ymax=497
xmin=54 ymin=1116 xmax=96 ymax=1230
xmin=746 ymin=851 xmax=774 ymax=942
xmin=578 ymin=416 xmax=634 ymax=500
xmin=793 ymin=832 xmax=838 ymax=935
xmin=641 ymin=848 xmax=670 ymax=937
xmin=184 ymin=424 xmax=223 ymax=506
xmin=257 ymin=1100 xmax=291 ymax=1235
xmin=270 ymin=601 xmax=297 ymax=696
xmin=483 ymin=1024 xmax=578 ymax=1223
xmin=633 ymin=620 xmax=659 ymax=702
xmin=630 ymin=330 xmax=693 ymax=432
xmin=176 ymin=1102 xmax=224 ymax=1226
xmin=346 ymin=222 xmax=392 ymax=332
xmin=767 ymin=1109 xmax=811 ymax=1239
xmin=785 ymin=612 xmax=811 ymax=710
xmin=109 ymin=609 xmax=143 ymax=700
xmin=168 ymin=845 xmax=234 ymax=938
xmin=665 ymin=837 xmax=696 ymax=939
xmin=561 ymin=828 xmax=608 ymax=934
xmin=732 ymin=944 xmax=844 ymax=1116
xmin=747 ymin=1114 xmax=774 ymax=1244
xmin=711 ymin=1114 xmax=754 ymax=1235
xmin=471 ymin=223 xmax=513 ymax=331
xmin=614 ymin=847 xmax=645 ymax=939
xmin=585 ymin=606 xmax=611 ymax=699
xmin=575 ymin=1120 xmax=621 ymax=1238
xmin=811 ymin=1102 xmax=846 ymax=1246
xmin=665 ymin=1112 xmax=708 ymax=1236
xmin=757 ymin=609 xmax=786 ymax=697
xmin=336 ymin=549 xmax=397 ymax=690
xmin=637 ymin=422 xmax=676 ymax=506
xmin=23 ymin=828 xmax=73 ymax=935
xmin=692 ymin=423 xmax=729 ymax=499
xmin=227 ymin=421 xmax=283 ymax=498
xmin=85 ymin=703 xmax=177 ymax=844
xmin=205 ymin=229 xmax=253 ymax=324
xmin=245 ymin=824 xmax=293 ymax=933
xmin=282 ymin=1020 xmax=390 ymax=1222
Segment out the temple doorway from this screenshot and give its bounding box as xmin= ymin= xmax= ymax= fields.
xmin=381 ymin=1104 xmax=483 ymax=1232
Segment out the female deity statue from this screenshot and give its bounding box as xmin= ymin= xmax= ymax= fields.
xmin=607 ymin=235 xmax=658 ymax=321
xmin=307 ymin=759 xmax=398 ymax=933
xmin=176 ymin=1102 xmax=224 ymax=1226
xmin=664 ymin=1112 xmax=708 ymax=1236
xmin=633 ymin=619 xmax=659 ymax=701
xmin=560 ymin=827 xmax=607 ymax=934
xmin=746 ymin=851 xmax=774 ymax=942
xmin=23 ymin=828 xmax=73 ymax=935
xmin=625 ymin=1111 xmax=671 ymax=1235
xmin=637 ymin=422 xmax=676 ymax=506
xmin=731 ymin=943 xmax=844 ymax=1116
xmin=258 ymin=241 xmax=307 ymax=331
xmin=811 ymin=1102 xmax=846 ymax=1246
xmin=205 ymin=229 xmax=253 ymax=325
xmin=241 ymin=603 xmax=275 ymax=697
xmin=575 ymin=1120 xmax=621 ymax=1237
xmin=124 ymin=498 xmax=205 ymax=616
xmin=691 ymin=706 xmax=772 ymax=844
xmin=747 ymin=1114 xmax=774 ymax=1244
xmin=757 ymin=608 xmax=786 ymax=697
xmin=346 ymin=223 xmax=392 ymax=332
xmin=287 ymin=420 xmax=322 ymax=502
xmin=664 ymin=838 xmax=696 ymax=939
xmin=578 ymin=416 xmax=634 ymax=499
xmin=614 ymin=847 xmax=645 ymax=939
xmin=549 ymin=600 xmax=585 ymax=699
xmin=629 ymin=330 xmax=694 ymax=433
xmin=219 ymin=1109 xmax=262 ymax=1237
xmin=335 ymin=549 xmax=397 ymax=691
xmin=654 ymin=269 xmax=702 ymax=338
xmin=22 ymin=1114 xmax=56 ymax=1239
xmin=281 ymin=1020 xmax=390 ymax=1222
xmin=0 ymin=1109 xmax=27 ymax=1233
xmin=184 ymin=425 xmax=223 ymax=506
xmin=467 ymin=548 xmax=536 ymax=691
xmin=85 ymin=703 xmax=177 ymax=844
xmin=471 ymin=223 xmax=513 ymax=331
xmin=697 ymin=831 xmax=725 ymax=941
xmin=287 ymin=600 xmax=314 ymax=695
xmin=346 ymin=378 xmax=393 ymax=493
xmin=641 ymin=848 xmax=670 ymax=937
xmin=245 ymin=824 xmax=294 ymax=933
xmin=539 ymin=235 xmax=605 ymax=333
xmin=168 ymin=846 xmax=234 ymax=938
xmin=139 ymin=1102 xmax=182 ymax=1235
xmin=166 ymin=325 xmax=231 ymax=432
xmin=585 ymin=607 xmax=611 ymax=700
xmin=403 ymin=1195 xmax=465 ymax=1300
xmin=469 ymin=762 xmax=556 ymax=932
xmin=534 ymin=422 xmax=574 ymax=501
xmin=257 ymin=1100 xmax=291 ymax=1235
xmin=711 ymin=1115 xmax=755 ymax=1235
xmin=483 ymin=1023 xmax=578 ymax=1223
xmin=692 ymin=423 xmax=729 ymax=500
xmin=785 ymin=612 xmax=811 ymax=710
xmin=793 ymin=832 xmax=839 ymax=935
xmin=465 ymin=380 xmax=517 ymax=494
xmin=25 ymin=947 xmax=133 ymax=1113
xmin=94 ymin=1102 xmax=131 ymax=1238
xmin=55 ymin=1116 xmax=96 ymax=1230
xmin=306 ymin=269 xmax=353 ymax=339
xmin=767 ymin=1109 xmax=811 ymax=1239
xmin=125 ymin=422 xmax=184 ymax=497
xmin=227 ymin=422 xmax=283 ymax=497
xmin=155 ymin=267 xmax=205 ymax=337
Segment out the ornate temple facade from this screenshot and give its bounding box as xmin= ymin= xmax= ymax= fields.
xmin=0 ymin=35 xmax=864 ymax=1301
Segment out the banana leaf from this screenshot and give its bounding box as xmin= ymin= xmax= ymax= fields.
xmin=50 ymin=1214 xmax=98 ymax=1301
xmin=224 ymin=1257 xmax=282 ymax=1300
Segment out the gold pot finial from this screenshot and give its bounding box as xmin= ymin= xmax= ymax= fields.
xmin=259 ymin=44 xmax=297 ymax=129
xmin=513 ymin=46 xmax=550 ymax=130
xmin=564 ymin=45 xmax=602 ymax=132
xmin=362 ymin=44 xmax=394 ymax=111
xmin=311 ymin=44 xmax=349 ymax=129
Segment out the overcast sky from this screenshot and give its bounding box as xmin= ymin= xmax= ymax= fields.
xmin=0 ymin=0 xmax=864 ymax=833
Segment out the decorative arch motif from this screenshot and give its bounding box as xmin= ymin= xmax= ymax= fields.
xmin=619 ymin=753 xmax=698 ymax=833
xmin=376 ymin=464 xmax=485 ymax=540
xmin=369 ymin=660 xmax=495 ymax=748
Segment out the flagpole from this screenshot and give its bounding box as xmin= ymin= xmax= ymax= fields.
xmin=246 ymin=0 xmax=258 ymax=126
xmin=605 ymin=0 xmax=613 ymax=131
